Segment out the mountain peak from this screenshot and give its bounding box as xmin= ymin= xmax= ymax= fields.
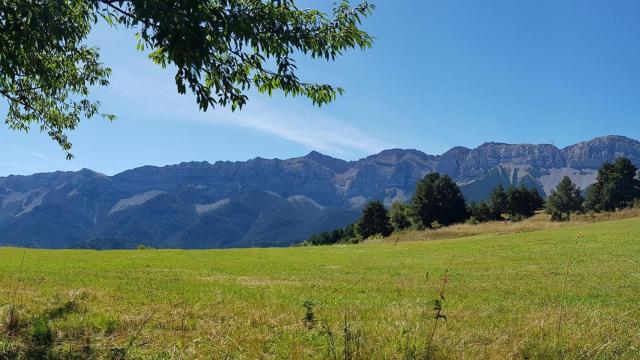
xmin=303 ymin=151 xmax=349 ymax=173
xmin=367 ymin=148 xmax=432 ymax=162
xmin=582 ymin=135 xmax=638 ymax=144
xmin=442 ymin=146 xmax=471 ymax=156
xmin=478 ymin=141 xmax=510 ymax=147
xmin=563 ymin=135 xmax=640 ymax=169
xmin=304 ymin=150 xmax=328 ymax=160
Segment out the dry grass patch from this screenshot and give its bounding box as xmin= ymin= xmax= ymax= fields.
xmin=383 ymin=208 xmax=640 ymax=244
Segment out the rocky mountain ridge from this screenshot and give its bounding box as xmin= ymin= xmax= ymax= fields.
xmin=1 ymin=135 xmax=638 ymax=248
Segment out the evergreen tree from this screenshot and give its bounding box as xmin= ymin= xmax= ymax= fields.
xmin=584 ymin=157 xmax=640 ymax=211
xmin=528 ymin=187 xmax=545 ymax=213
xmin=304 ymin=223 xmax=359 ymax=246
xmin=389 ymin=201 xmax=411 ymax=231
xmin=343 ymin=223 xmax=357 ymax=242
xmin=410 ymin=173 xmax=469 ymax=228
xmin=583 ymin=183 xmax=603 ymax=212
xmin=468 ymin=201 xmax=493 ymax=223
xmin=507 ymin=185 xmax=544 ymax=219
xmin=489 ymin=184 xmax=508 ymax=220
xmin=304 ymin=229 xmax=344 ymax=246
xmin=545 ymin=176 xmax=584 ymax=221
xmin=356 ymin=201 xmax=392 ymax=239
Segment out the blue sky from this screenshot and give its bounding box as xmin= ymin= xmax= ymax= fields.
xmin=3 ymin=0 xmax=640 ymax=176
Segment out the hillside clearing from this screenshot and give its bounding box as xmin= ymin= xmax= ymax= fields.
xmin=1 ymin=217 xmax=640 ymax=358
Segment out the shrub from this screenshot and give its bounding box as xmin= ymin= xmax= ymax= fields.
xmin=468 ymin=201 xmax=493 ymax=223
xmin=465 ymin=216 xmax=480 ymax=225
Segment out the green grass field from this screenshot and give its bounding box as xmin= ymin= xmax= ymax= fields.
xmin=2 ymin=217 xmax=640 ymax=359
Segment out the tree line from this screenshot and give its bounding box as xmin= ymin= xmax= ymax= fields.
xmin=304 ymin=157 xmax=640 ymax=246
xmin=305 ymin=172 xmax=543 ymax=245
xmin=546 ymin=157 xmax=640 ymax=220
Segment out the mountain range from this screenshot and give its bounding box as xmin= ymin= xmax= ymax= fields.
xmin=1 ymin=135 xmax=639 ymax=249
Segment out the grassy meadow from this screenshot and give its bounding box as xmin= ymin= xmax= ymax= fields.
xmin=1 ymin=216 xmax=640 ymax=359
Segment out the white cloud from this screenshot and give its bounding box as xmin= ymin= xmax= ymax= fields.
xmin=205 ymin=104 xmax=393 ymax=156
xmin=104 ymin=69 xmax=393 ymax=157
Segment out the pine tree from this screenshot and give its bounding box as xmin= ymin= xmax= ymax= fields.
xmin=490 ymin=184 xmax=508 ymax=220
xmin=356 ymin=201 xmax=392 ymax=239
xmin=545 ymin=176 xmax=584 ymax=221
xmin=528 ymin=187 xmax=545 ymax=213
xmin=507 ymin=185 xmax=544 ymax=219
xmin=389 ymin=201 xmax=411 ymax=231
xmin=410 ymin=173 xmax=469 ymax=228
xmin=585 ymin=157 xmax=640 ymax=211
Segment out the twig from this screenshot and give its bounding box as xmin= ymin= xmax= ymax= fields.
xmin=121 ymin=313 xmax=154 ymax=358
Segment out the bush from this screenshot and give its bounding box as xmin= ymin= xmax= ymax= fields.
xmin=549 ymin=210 xmax=565 ymax=222
xmin=465 ymin=216 xmax=480 ymax=225
xmin=468 ymin=201 xmax=494 ymax=223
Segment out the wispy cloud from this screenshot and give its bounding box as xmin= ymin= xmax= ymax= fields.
xmin=204 ymin=104 xmax=393 ymax=156
xmin=1 ymin=144 xmax=49 ymax=160
xmin=105 ymin=69 xmax=393 ymax=157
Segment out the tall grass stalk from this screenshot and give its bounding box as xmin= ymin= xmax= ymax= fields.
xmin=557 ymin=232 xmax=584 ymax=337
xmin=426 ymin=270 xmax=449 ymax=356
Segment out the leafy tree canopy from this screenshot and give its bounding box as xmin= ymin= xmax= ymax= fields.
xmin=0 ymin=0 xmax=374 ymax=158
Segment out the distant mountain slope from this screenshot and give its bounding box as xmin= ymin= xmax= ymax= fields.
xmin=1 ymin=135 xmax=638 ymax=249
